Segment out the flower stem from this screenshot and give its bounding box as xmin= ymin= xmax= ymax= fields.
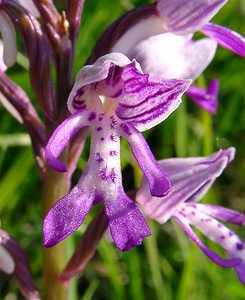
xmin=196 ymin=75 xmax=213 ymax=156
xmin=201 ymin=109 xmax=213 ymax=155
xmin=175 ymin=100 xmax=188 ymax=157
xmin=41 ymin=166 xmax=70 ymax=300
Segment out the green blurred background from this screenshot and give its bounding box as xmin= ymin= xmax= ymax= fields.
xmin=0 ymin=0 xmax=245 ymax=299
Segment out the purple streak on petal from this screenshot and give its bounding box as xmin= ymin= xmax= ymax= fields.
xmin=186 ymin=79 xmax=219 ymax=114
xmin=173 ymin=215 xmax=241 ymax=268
xmin=43 ymin=187 xmax=94 ymax=247
xmin=156 ymin=0 xmax=227 ymax=34
xmin=104 ymin=191 xmax=151 ymax=251
xmin=201 ymin=23 xmax=245 ymax=57
xmin=137 ymin=148 xmax=235 ymax=223
xmin=160 ymin=148 xmax=234 ymax=179
xmin=0 ymin=230 xmax=41 ymax=300
xmin=196 ymin=204 xmax=245 ymax=225
xmin=121 ymin=123 xmax=170 ymax=196
xmin=45 ymin=110 xmax=89 ymax=172
xmin=68 ymin=53 xmax=131 ymax=113
xmin=116 ymin=62 xmax=191 ymax=131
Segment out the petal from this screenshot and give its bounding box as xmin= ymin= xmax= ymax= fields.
xmin=0 ymin=91 xmax=23 ymax=122
xmin=0 ymin=244 xmax=15 ymax=274
xmin=116 ymin=62 xmax=191 ymax=131
xmin=175 ymin=203 xmax=245 ymax=284
xmin=68 ymin=53 xmax=131 ymax=113
xmin=136 ymin=148 xmax=235 ymax=223
xmin=0 ymin=41 xmax=7 ymax=71
xmin=45 ymin=110 xmax=89 ymax=172
xmin=233 ymin=260 xmax=245 ymax=285
xmin=43 ymin=186 xmax=94 ymax=247
xmin=156 ymin=0 xmax=228 ymax=34
xmin=196 ymin=204 xmax=245 ymax=226
xmin=18 ymin=0 xmax=40 ymax=17
xmin=131 ymin=33 xmax=217 ymax=80
xmin=0 ymin=229 xmax=41 ymax=299
xmin=120 ymin=123 xmax=171 ymax=196
xmin=186 ymin=79 xmax=219 ymax=113
xmin=173 ymin=214 xmax=241 ymax=268
xmin=0 ymin=11 xmax=17 ymax=67
xmin=112 ymin=14 xmax=164 ymax=55
xmin=59 ymin=209 xmax=108 ymax=282
xmin=201 ymin=23 xmax=245 ymax=57
xmin=104 ymin=190 xmax=151 ymax=251
xmin=159 ymin=147 xmax=234 ymax=178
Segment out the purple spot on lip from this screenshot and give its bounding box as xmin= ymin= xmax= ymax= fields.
xmin=110 ymin=134 xmax=117 ymax=142
xmin=99 ymin=167 xmax=117 ymax=183
xmin=98 ymin=113 xmax=104 ymax=121
xmin=101 ymin=137 xmax=105 ymax=141
xmin=110 ymin=116 xmax=117 ymax=129
xmin=110 ymin=150 xmax=118 ymax=156
xmin=88 ymin=112 xmax=96 ymax=121
xmin=221 ymin=235 xmax=225 ymax=240
xmin=97 ymin=126 xmax=102 ymax=131
xmin=109 ymin=168 xmax=117 ymax=183
xmin=236 ymin=243 xmax=244 ymax=250
xmin=217 ymin=223 xmax=223 ymax=228
xmin=95 ymin=152 xmax=104 ymax=164
xmin=100 ymin=167 xmax=107 ymax=181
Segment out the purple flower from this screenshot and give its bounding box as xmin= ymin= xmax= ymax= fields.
xmin=91 ymin=0 xmax=244 ymax=113
xmin=137 ymin=148 xmax=245 ymax=285
xmin=43 ymin=53 xmax=190 ymax=251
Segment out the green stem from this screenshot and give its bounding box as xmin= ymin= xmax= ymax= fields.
xmin=41 ymin=167 xmax=70 ymax=300
xmin=196 ymin=75 xmax=213 ymax=155
xmin=201 ymin=109 xmax=213 ymax=156
xmin=145 ymin=221 xmax=167 ymax=300
xmin=175 ymin=100 xmax=188 ymax=157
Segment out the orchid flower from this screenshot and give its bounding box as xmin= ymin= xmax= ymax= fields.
xmin=0 ymin=229 xmax=41 ymax=299
xmin=43 ymin=52 xmax=191 ymax=251
xmin=91 ymin=0 xmax=245 ymax=113
xmin=137 ymin=148 xmax=245 ymax=285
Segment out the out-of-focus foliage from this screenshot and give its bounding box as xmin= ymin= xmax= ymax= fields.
xmin=0 ymin=0 xmax=245 ymax=299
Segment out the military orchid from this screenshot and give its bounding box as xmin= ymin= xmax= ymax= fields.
xmin=137 ymin=148 xmax=245 ymax=284
xmin=43 ymin=53 xmax=190 ymax=251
